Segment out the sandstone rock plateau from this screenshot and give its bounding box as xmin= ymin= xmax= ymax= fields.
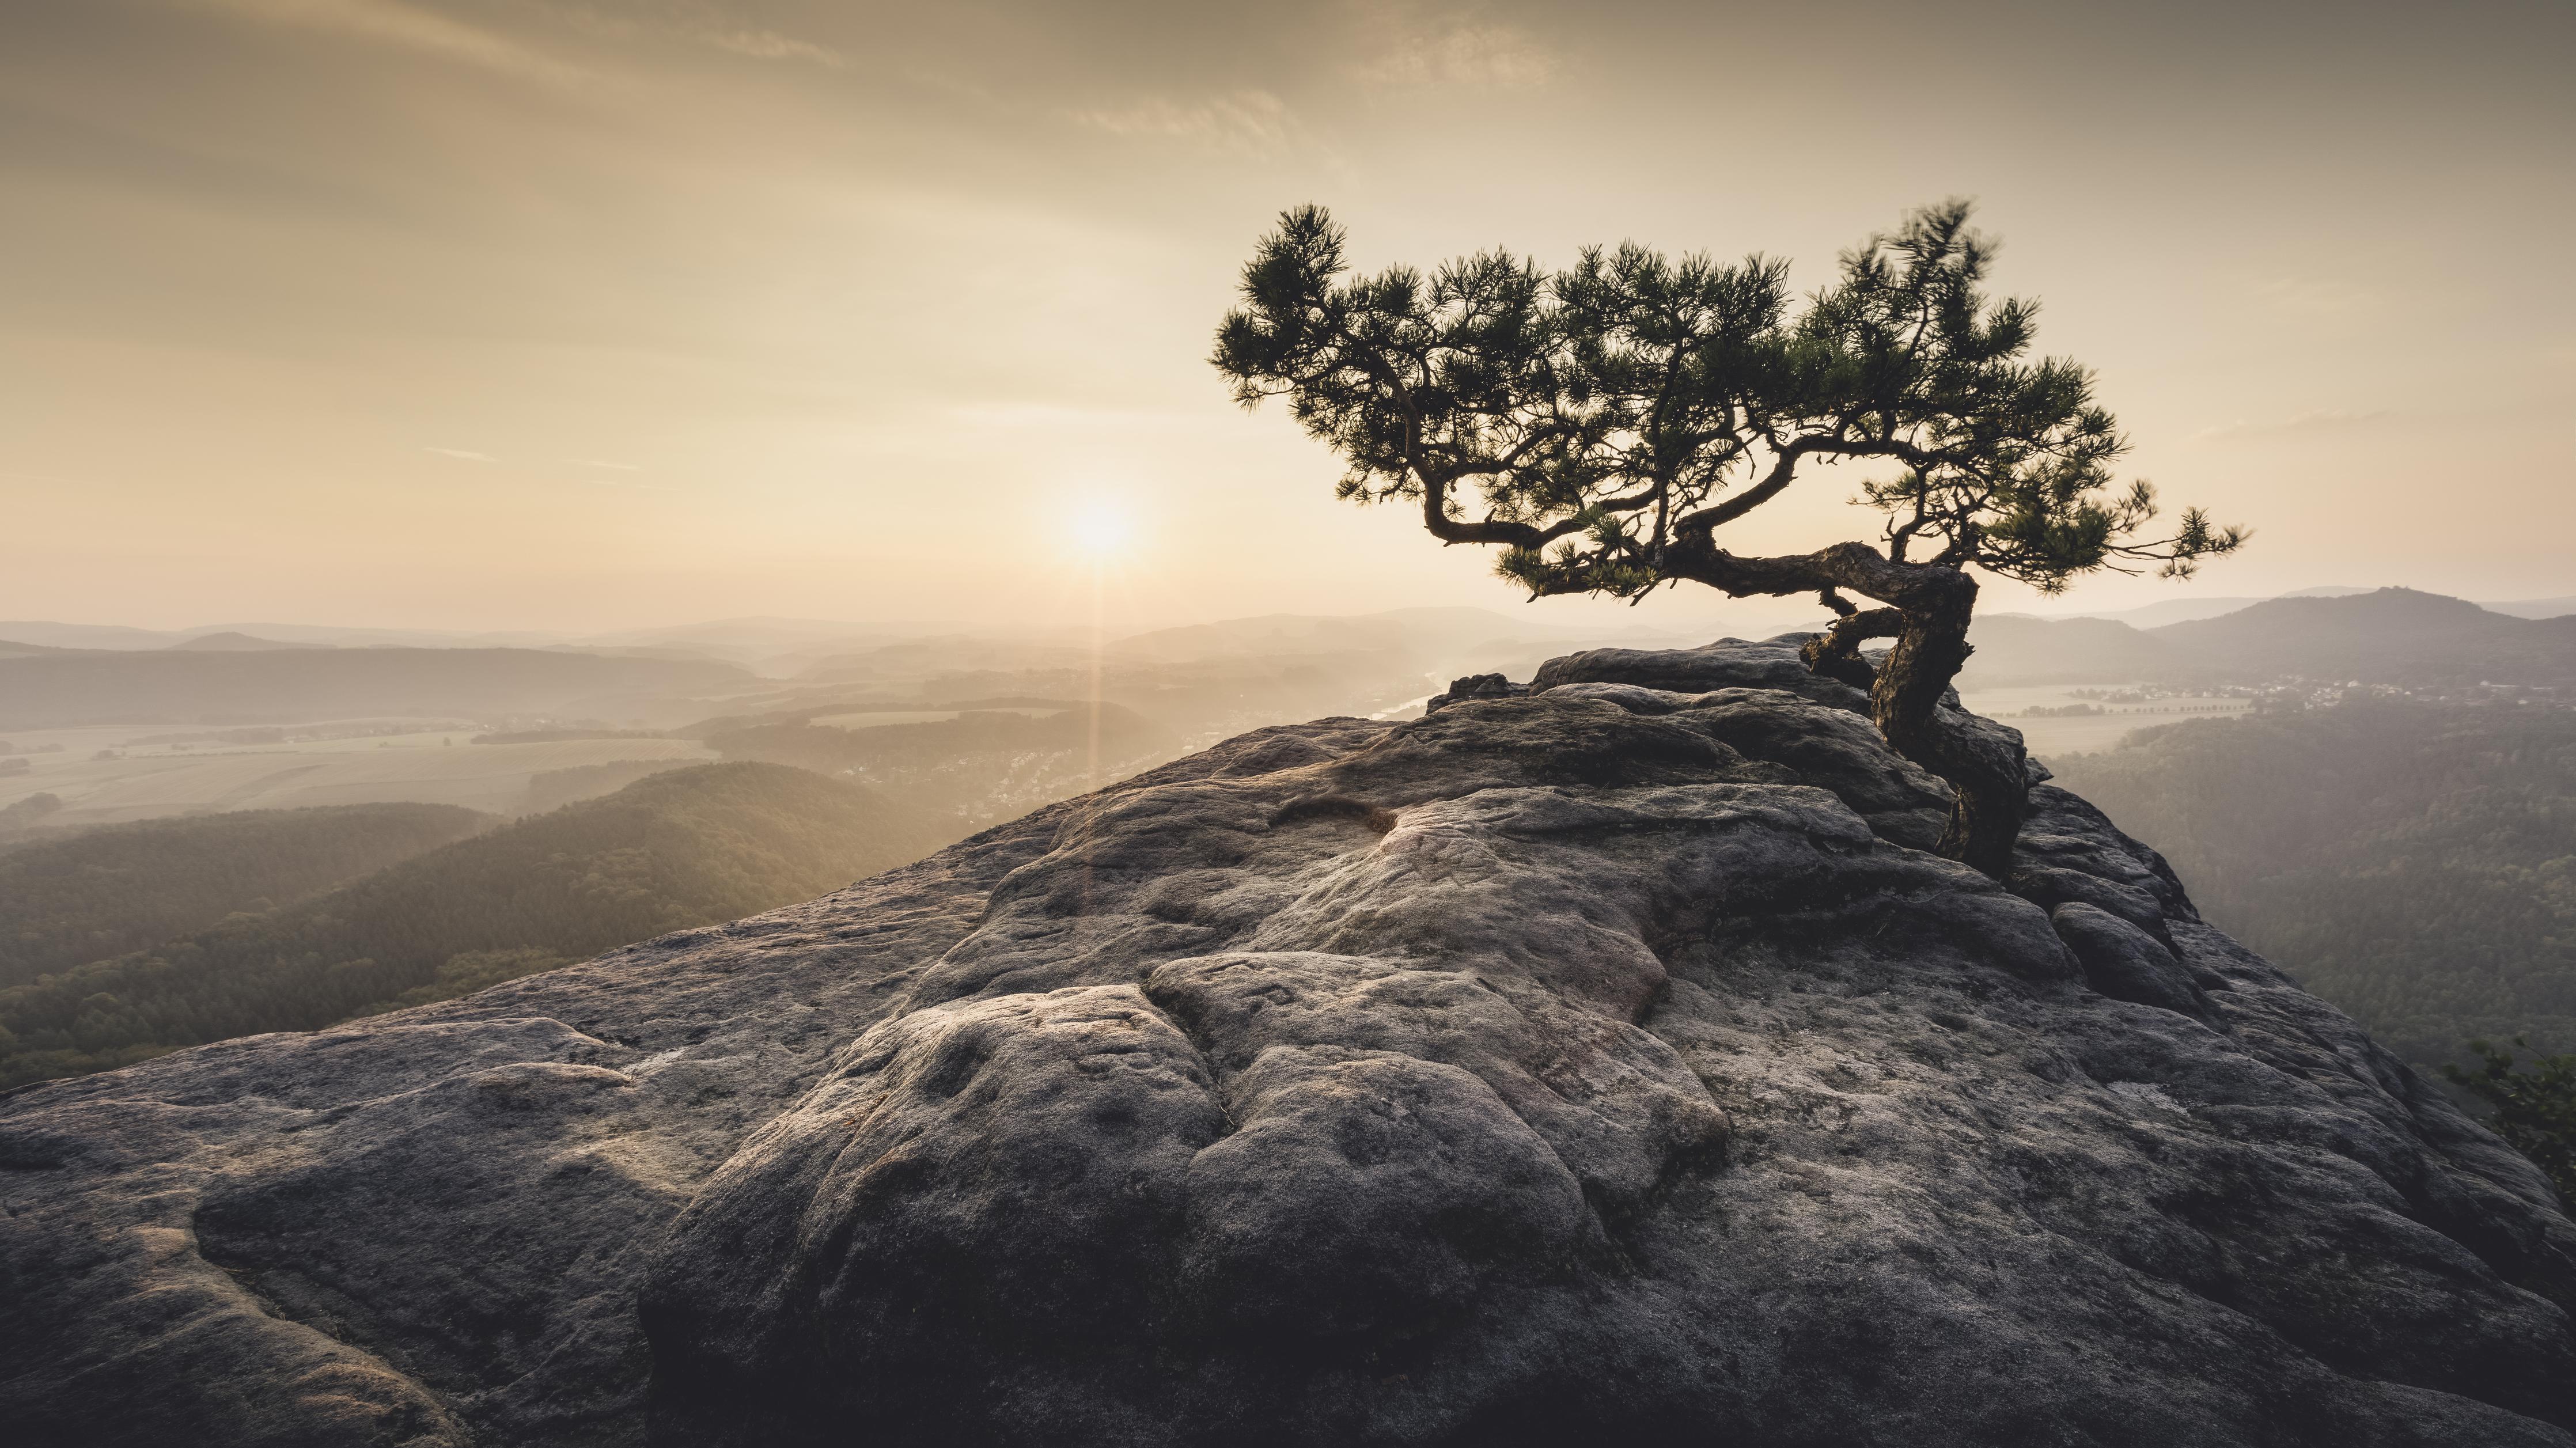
xmin=5 ymin=639 xmax=2573 ymax=1447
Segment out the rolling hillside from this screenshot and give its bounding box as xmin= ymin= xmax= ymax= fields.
xmin=2048 ymin=699 xmax=2576 ymax=1068
xmin=704 ymin=702 xmax=1170 ymax=828
xmin=0 ymin=802 xmax=493 ymax=988
xmin=0 ymin=763 xmax=948 ymax=1086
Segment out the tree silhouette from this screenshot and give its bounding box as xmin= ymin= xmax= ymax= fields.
xmin=1214 ymin=201 xmax=2242 ymax=874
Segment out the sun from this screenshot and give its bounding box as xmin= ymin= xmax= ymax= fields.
xmin=1067 ymin=504 xmax=1132 ymax=560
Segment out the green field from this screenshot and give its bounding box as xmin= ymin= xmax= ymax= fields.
xmin=0 ymin=720 xmax=714 ymax=827
xmin=1955 ymin=685 xmax=2253 ymax=759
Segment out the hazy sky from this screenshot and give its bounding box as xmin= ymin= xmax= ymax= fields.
xmin=4 ymin=0 xmax=2571 ymax=634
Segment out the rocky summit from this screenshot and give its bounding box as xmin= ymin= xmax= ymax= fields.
xmin=5 ymin=638 xmax=2574 ymax=1447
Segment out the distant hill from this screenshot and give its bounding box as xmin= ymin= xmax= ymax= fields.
xmin=2481 ymin=596 xmax=2576 ymax=621
xmin=521 ymin=757 xmax=699 ymax=812
xmin=0 ymin=763 xmax=948 ymax=1086
xmin=2147 ymin=587 xmax=2576 ymax=685
xmin=0 ymin=646 xmax=755 ymax=729
xmin=706 ymin=703 xmax=1170 ymax=829
xmin=1107 ymin=607 xmax=1608 ymax=665
xmin=1109 ymin=612 xmax=1419 ymax=664
xmin=0 ymin=621 xmax=194 ymax=650
xmin=2042 ymin=597 xmax=2276 ymax=630
xmin=2037 ymin=586 xmax=2376 ymax=631
xmin=1956 ymin=614 xmax=2181 ymax=687
xmin=2048 ymin=699 xmax=2576 ymax=1070
xmin=1953 ymin=588 xmax=2576 ymax=691
xmin=0 ymin=803 xmax=493 ymax=988
xmin=581 ymin=615 xmax=960 ymax=670
xmin=0 ymin=620 xmax=570 ymax=651
xmin=165 ymin=631 xmax=323 ymax=652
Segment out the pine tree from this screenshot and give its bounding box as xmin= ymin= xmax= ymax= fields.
xmin=1214 ymin=202 xmax=2242 ymax=875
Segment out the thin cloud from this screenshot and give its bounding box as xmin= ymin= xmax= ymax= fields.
xmin=175 ymin=0 xmax=575 ymax=81
xmin=1348 ymin=6 xmax=1559 ymax=86
xmin=2192 ymin=408 xmax=2393 ymax=442
xmin=1070 ymin=91 xmax=1294 ymax=157
xmin=424 ymin=446 xmax=497 ymax=462
xmin=700 ymin=27 xmax=842 ymax=67
xmin=575 ymin=458 xmax=645 ymax=471
xmin=534 ymin=1 xmax=843 ymax=68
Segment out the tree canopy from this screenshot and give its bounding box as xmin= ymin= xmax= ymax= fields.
xmin=2446 ymin=1040 xmax=2576 ymax=1204
xmin=1215 ymin=200 xmax=2238 ymax=599
xmin=0 ymin=801 xmax=490 ymax=988
xmin=1215 ymin=201 xmax=2242 ymax=873
xmin=2046 ymin=698 xmax=2576 ymax=1072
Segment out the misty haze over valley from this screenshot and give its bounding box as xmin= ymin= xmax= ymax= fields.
xmin=7 ymin=0 xmax=2575 ymax=1443
xmin=9 ymin=584 xmax=2575 ymax=1085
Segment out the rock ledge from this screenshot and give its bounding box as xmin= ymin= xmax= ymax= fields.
xmin=4 ymin=639 xmax=2572 ymax=1447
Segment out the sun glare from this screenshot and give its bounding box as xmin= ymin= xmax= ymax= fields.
xmin=1067 ymin=505 xmax=1132 ymax=560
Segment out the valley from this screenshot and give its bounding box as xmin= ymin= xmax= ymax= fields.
xmin=6 ymin=586 xmax=2574 ymax=1092
xmin=0 ymin=722 xmax=720 ymax=828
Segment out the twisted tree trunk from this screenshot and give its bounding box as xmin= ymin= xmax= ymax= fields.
xmin=1668 ymin=541 xmax=2030 ymax=878
xmin=1858 ymin=575 xmax=2028 ymax=878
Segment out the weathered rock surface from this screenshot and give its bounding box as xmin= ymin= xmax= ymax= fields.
xmin=1420 ymin=670 xmax=1529 ymax=712
xmin=5 ymin=638 xmax=2574 ymax=1446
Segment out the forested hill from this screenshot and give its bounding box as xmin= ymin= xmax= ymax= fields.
xmin=2047 ymin=699 xmax=2576 ymax=1068
xmin=2146 ymin=587 xmax=2576 ymax=686
xmin=1957 ymin=587 xmax=2576 ymax=690
xmin=703 ymin=702 xmax=1171 ymax=829
xmin=0 ymin=763 xmax=948 ymax=1087
xmin=0 ymin=802 xmax=492 ymax=988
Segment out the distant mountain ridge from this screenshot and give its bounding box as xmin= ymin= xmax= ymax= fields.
xmin=2487 ymin=596 xmax=2576 ymax=620
xmin=2148 ymin=587 xmax=2576 ymax=685
xmin=164 ymin=631 xmax=323 ymax=652
xmin=2023 ymin=585 xmax=2373 ymax=631
xmin=0 ymin=605 xmax=1738 ymax=668
xmin=1105 ymin=606 xmax=1633 ymax=665
xmin=1961 ymin=586 xmax=2576 ymax=689
xmin=7 ymin=594 xmax=2570 ymax=731
xmin=2030 ymin=585 xmax=2575 ymax=629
